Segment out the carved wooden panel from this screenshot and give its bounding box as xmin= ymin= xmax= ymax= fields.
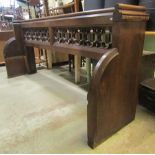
xmin=53 ymin=26 xmax=112 ymax=48
xmin=23 ymin=28 xmax=50 ymax=43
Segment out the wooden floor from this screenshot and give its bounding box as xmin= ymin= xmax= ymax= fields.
xmin=0 ymin=66 xmax=155 ymax=153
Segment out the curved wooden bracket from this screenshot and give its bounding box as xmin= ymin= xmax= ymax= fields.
xmin=4 ymin=37 xmax=21 ymax=58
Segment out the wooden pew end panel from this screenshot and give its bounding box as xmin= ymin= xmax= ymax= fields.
xmin=87 ymin=48 xmax=135 ymax=148
xmin=3 ymin=38 xmax=27 ymax=78
xmin=12 ymin=3 xmax=149 ymax=149
xmin=5 ymin=56 xmax=27 ymax=78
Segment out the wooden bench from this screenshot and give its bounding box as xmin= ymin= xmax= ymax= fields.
xmin=4 ymin=4 xmax=149 ymax=148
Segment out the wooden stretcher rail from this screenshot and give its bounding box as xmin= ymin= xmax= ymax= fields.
xmin=24 ymin=40 xmax=51 ymax=49
xmin=4 ymin=3 xmax=149 ymax=148
xmin=53 ymin=43 xmax=110 ymax=60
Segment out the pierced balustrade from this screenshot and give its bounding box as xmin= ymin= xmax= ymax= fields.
xmin=54 ymin=26 xmax=112 ymax=48
xmin=23 ymin=28 xmax=50 ymax=43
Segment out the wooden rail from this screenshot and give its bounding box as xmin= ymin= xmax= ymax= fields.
xmin=145 ymin=31 xmax=155 ymax=36
xmin=4 ymin=4 xmax=149 ymax=148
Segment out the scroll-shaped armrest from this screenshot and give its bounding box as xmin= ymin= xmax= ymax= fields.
xmin=3 ymin=38 xmax=27 ymax=78
xmin=88 ymin=48 xmax=119 ymax=91
xmin=87 ymin=47 xmax=139 ymax=148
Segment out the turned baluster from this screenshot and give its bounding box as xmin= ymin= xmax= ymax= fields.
xmin=79 ymin=28 xmax=85 ymax=45
xmin=85 ymin=28 xmax=91 ymax=46
xmin=101 ymin=28 xmax=106 ymax=48
xmin=90 ymin=28 xmax=95 ymax=47
xmin=105 ymin=27 xmax=112 ymax=48
xmin=67 ymin=29 xmax=72 ymax=44
xmin=72 ymin=28 xmax=77 ymax=44
xmin=54 ymin=29 xmax=58 ymax=42
xmin=32 ymin=30 xmax=36 ymax=40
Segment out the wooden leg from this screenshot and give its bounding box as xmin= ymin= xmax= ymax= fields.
xmin=44 ymin=50 xmax=48 ymax=69
xmin=86 ymin=58 xmax=91 ymax=83
xmin=68 ymin=54 xmax=72 ymax=72
xmin=87 ymin=49 xmax=120 ymax=148
xmin=38 ymin=49 xmax=41 ymax=66
xmin=25 ymin=47 xmax=37 ymax=74
xmin=47 ymin=49 xmax=52 ymax=69
xmin=75 ymin=55 xmax=81 ymax=83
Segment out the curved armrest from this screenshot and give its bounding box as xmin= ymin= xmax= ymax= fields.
xmin=87 ymin=48 xmax=120 ymax=148
xmin=3 ymin=37 xmax=22 ymax=58
xmin=89 ymin=48 xmax=119 ymax=91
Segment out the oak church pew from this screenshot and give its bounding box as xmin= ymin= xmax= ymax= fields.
xmin=4 ymin=4 xmax=149 ymax=148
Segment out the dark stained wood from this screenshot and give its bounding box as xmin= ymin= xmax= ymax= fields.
xmin=43 ymin=0 xmax=49 ymax=16
xmin=4 ymin=3 xmax=149 ymax=148
xmin=3 ymin=38 xmax=27 ymax=78
xmin=25 ymin=46 xmax=37 ymax=74
xmin=13 ymin=23 xmax=25 ymax=55
xmin=14 ymin=7 xmax=115 ymax=23
xmin=87 ymin=48 xmax=119 ymax=148
xmin=87 ymin=11 xmax=148 ymax=148
xmin=24 ymin=41 xmax=51 ymax=49
xmin=20 ymin=14 xmax=113 ymax=28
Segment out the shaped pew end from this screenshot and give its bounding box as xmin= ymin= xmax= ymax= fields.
xmin=3 ymin=37 xmax=27 ymax=78
xmin=4 ymin=38 xmax=37 ymax=78
xmin=87 ymin=48 xmax=135 ymax=148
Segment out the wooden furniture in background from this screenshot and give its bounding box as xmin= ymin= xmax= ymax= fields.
xmin=3 ymin=37 xmax=27 ymax=77
xmin=49 ymin=0 xmax=80 ymax=15
xmin=4 ymin=4 xmax=148 ymax=148
xmin=43 ymin=0 xmax=50 ymax=16
xmin=49 ymin=2 xmax=74 ymax=16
